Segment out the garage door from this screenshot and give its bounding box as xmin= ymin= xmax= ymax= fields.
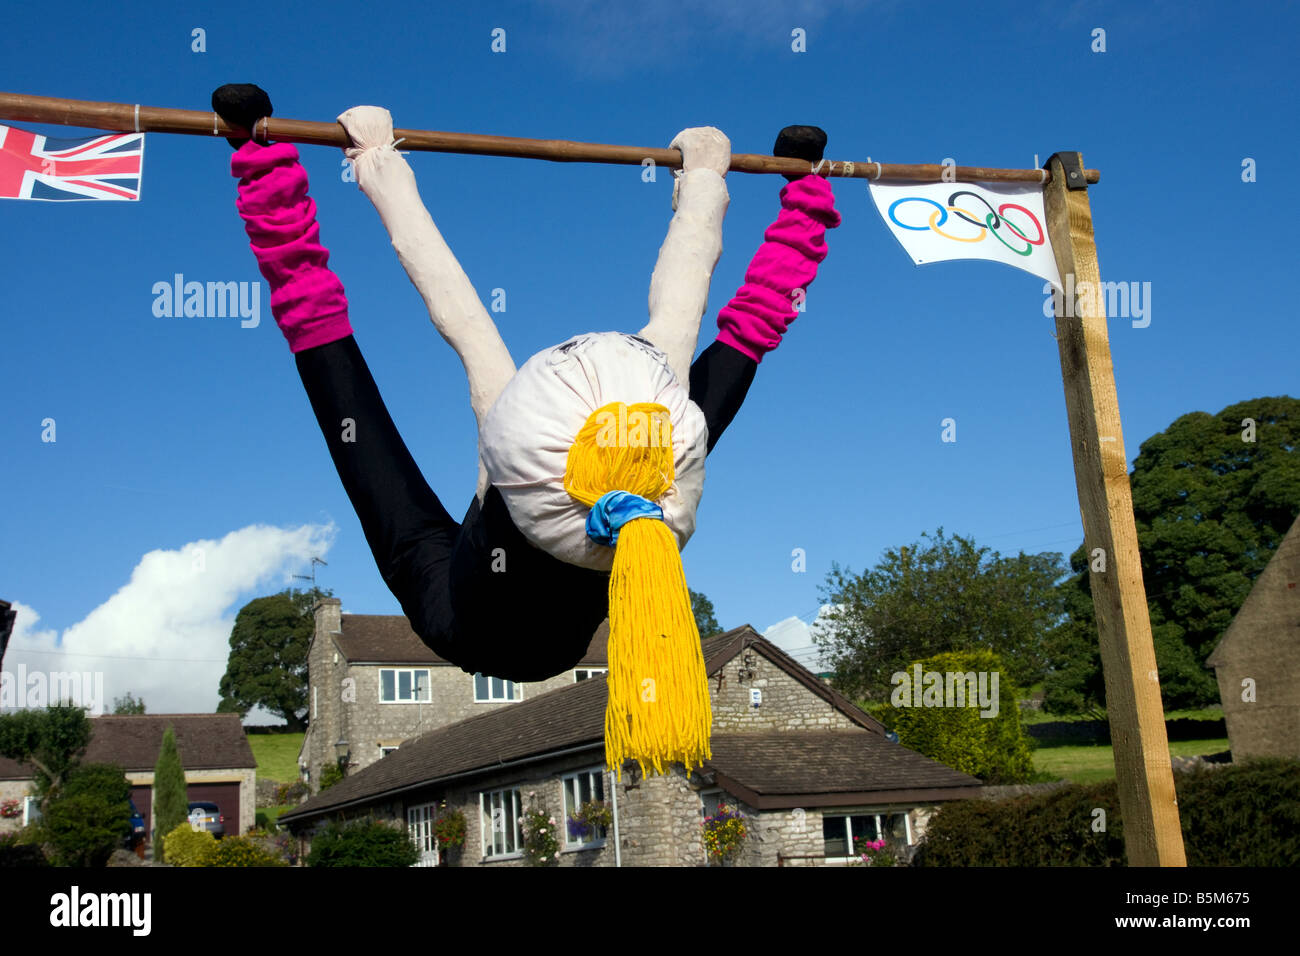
xmin=136 ymin=781 xmax=241 ymax=843
xmin=186 ymin=782 xmax=241 ymax=836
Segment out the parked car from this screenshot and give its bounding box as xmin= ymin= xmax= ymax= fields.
xmin=187 ymin=802 xmax=225 ymax=839
xmin=124 ymin=798 xmax=146 ymax=849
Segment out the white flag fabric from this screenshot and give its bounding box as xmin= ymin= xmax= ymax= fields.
xmin=867 ymin=180 xmax=1062 ymax=290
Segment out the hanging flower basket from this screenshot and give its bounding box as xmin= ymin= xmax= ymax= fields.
xmin=434 ymin=803 xmax=466 ymax=852
xmin=702 ymin=804 xmax=747 ymax=863
xmin=567 ymin=800 xmax=613 ymax=841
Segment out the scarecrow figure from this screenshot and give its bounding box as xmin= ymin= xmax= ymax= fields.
xmin=213 ymin=84 xmax=841 ymax=774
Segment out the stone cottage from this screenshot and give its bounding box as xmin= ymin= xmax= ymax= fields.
xmin=280 ymin=625 xmax=981 ymax=866
xmin=300 ymin=598 xmax=607 ymax=789
xmin=1206 ymin=512 xmax=1300 ymax=759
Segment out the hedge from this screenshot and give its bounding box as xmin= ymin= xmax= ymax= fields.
xmin=912 ymin=758 xmax=1300 ymax=866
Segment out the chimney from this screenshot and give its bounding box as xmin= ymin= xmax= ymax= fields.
xmin=314 ymin=597 xmax=342 ymax=636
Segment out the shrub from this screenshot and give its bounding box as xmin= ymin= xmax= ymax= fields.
xmin=39 ymin=763 xmax=132 ymax=867
xmin=0 ymin=830 xmax=49 ymax=868
xmin=319 ymin=763 xmax=344 ymax=791
xmin=880 ymin=649 xmax=1034 ymax=784
xmin=912 ymin=759 xmax=1300 ymax=866
xmin=163 ymin=821 xmax=217 ymax=867
xmin=520 ymin=804 xmax=560 ymax=866
xmin=306 ymin=818 xmax=419 ymax=867
xmin=205 ymin=835 xmax=286 ymax=867
xmin=274 ymin=780 xmax=309 ymax=804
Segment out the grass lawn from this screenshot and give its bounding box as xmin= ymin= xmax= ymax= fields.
xmin=1032 ymin=737 xmax=1230 ymax=785
xmin=248 ymin=733 xmax=305 ymax=784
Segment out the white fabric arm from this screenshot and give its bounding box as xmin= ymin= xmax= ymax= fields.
xmin=337 ymin=107 xmax=517 ymax=435
xmin=640 ymin=127 xmax=730 ymax=385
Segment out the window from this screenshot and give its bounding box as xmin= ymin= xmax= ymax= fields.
xmin=473 ymin=673 xmax=521 ymax=702
xmin=407 ymin=802 xmax=439 ymax=867
xmin=699 ymin=789 xmax=725 ymax=820
xmin=480 ymin=788 xmax=522 ymax=859
xmin=380 ymin=668 xmax=431 ymax=703
xmin=380 ymin=746 xmax=399 ymax=758
xmin=562 ymin=769 xmax=607 ymax=848
xmin=574 ymin=668 xmax=608 ymax=682
xmin=822 ymin=811 xmax=912 ymax=861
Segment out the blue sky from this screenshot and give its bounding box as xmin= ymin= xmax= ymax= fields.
xmin=2 ymin=0 xmax=1296 ymax=716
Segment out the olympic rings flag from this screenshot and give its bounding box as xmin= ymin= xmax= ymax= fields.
xmin=867 ymin=181 xmax=1062 ymax=291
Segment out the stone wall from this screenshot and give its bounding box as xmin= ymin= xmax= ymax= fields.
xmin=710 ymin=646 xmax=859 ymax=732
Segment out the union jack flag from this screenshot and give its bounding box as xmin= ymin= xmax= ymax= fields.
xmin=0 ymin=123 xmax=144 ymax=201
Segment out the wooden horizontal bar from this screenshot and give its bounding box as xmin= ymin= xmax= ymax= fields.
xmin=0 ymin=91 xmax=1101 ymax=185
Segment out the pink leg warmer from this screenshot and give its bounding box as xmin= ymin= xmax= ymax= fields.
xmin=715 ymin=173 xmax=842 ymax=363
xmin=230 ymin=141 xmax=353 ymax=353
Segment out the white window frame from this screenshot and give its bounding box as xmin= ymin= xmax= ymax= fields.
xmin=562 ymin=768 xmax=608 ymax=849
xmin=379 ymin=745 xmax=399 ymax=758
xmin=479 ymin=788 xmax=523 ymax=860
xmin=379 ymin=668 xmax=432 ymax=704
xmin=573 ymin=668 xmax=608 ymax=682
xmin=407 ymin=802 xmax=439 ymax=867
xmin=821 ymin=810 xmax=913 ymax=863
xmin=473 ymin=673 xmax=522 ymax=703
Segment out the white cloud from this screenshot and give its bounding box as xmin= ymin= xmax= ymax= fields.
xmin=763 ymin=604 xmax=840 ymax=672
xmin=2 ymin=523 xmax=335 ymax=719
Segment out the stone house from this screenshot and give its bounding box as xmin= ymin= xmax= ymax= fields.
xmin=1206 ymin=512 xmax=1300 ymax=759
xmin=280 ymin=625 xmax=981 ymax=866
xmin=299 ymin=598 xmax=607 ymax=790
xmin=0 ymin=713 xmax=256 ymax=842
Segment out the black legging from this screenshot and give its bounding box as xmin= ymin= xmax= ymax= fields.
xmin=295 ymin=335 xmax=756 ymax=683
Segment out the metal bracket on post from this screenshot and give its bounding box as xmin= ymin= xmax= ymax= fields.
xmin=1045 ymin=151 xmax=1089 ymax=190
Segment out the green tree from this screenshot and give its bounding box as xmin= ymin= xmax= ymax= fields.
xmin=112 ymin=692 xmax=146 ymax=715
xmin=0 ymin=703 xmax=92 ymax=814
xmin=1045 ymin=396 xmax=1300 ymax=713
xmin=40 ymin=762 xmax=132 ymax=867
xmin=690 ymin=589 xmax=721 ymax=639
xmin=152 ymin=726 xmax=187 ymax=862
xmin=879 ymin=649 xmax=1034 ymax=785
xmin=815 ymin=528 xmax=1066 ymax=703
xmin=217 ymin=587 xmax=330 ymax=730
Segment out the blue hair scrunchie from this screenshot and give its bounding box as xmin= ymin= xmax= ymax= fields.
xmin=586 ymin=490 xmax=664 ymax=547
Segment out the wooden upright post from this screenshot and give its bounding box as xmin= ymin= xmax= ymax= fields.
xmin=1043 ymin=152 xmax=1186 ymax=866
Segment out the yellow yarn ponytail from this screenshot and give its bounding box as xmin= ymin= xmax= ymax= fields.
xmin=564 ymin=401 xmax=712 ymax=780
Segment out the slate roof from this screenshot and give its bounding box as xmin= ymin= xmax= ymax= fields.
xmin=332 ymin=614 xmax=608 ymax=667
xmin=0 ymin=713 xmax=255 ymax=780
xmin=705 ymin=731 xmax=982 ymax=808
xmin=279 ymin=626 xmax=971 ymax=825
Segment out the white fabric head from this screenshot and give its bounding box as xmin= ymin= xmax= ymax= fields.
xmin=480 ymin=332 xmax=708 ymax=571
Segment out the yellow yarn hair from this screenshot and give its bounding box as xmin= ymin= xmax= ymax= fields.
xmin=564 ymin=401 xmax=712 ymax=780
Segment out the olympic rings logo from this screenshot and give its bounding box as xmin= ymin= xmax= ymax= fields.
xmin=887 ymin=191 xmax=1046 ymax=257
